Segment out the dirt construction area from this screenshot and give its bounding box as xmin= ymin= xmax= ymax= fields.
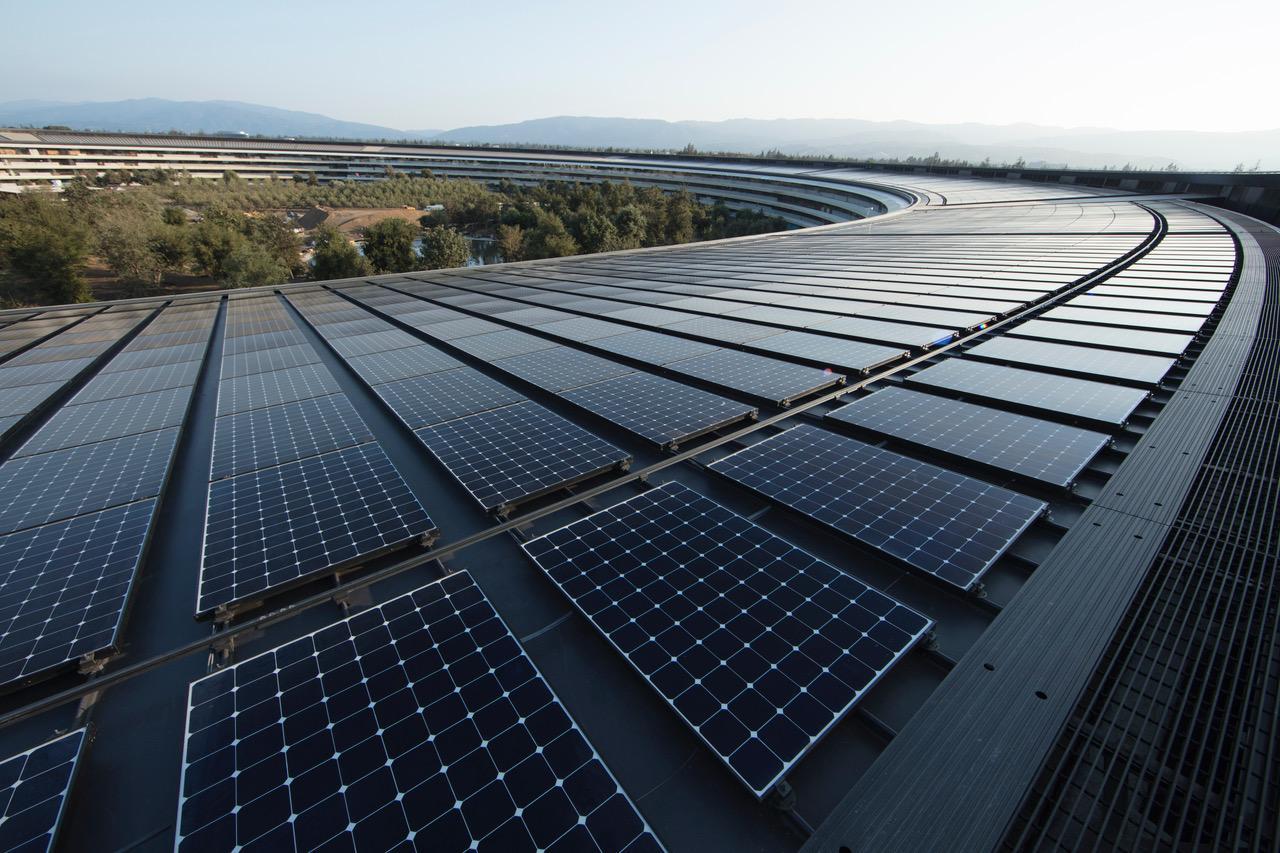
xmin=318 ymin=207 xmax=425 ymax=235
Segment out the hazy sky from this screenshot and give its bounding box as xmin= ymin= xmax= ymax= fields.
xmin=3 ymin=0 xmax=1277 ymax=132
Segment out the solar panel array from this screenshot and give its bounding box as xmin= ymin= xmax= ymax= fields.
xmin=0 ymin=302 xmax=216 ymax=688
xmin=827 ymin=387 xmax=1110 ymax=487
xmin=199 ymin=296 xmax=433 ymax=616
xmin=177 ymin=572 xmax=661 ymax=852
xmin=0 ymin=728 xmax=85 ymax=852
xmin=710 ymin=424 xmax=1047 ymax=589
xmin=523 ymin=482 xmax=932 ymax=796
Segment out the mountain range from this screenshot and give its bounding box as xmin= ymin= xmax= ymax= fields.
xmin=0 ymin=98 xmax=1274 ymax=171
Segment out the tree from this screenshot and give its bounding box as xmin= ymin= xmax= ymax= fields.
xmin=613 ymin=205 xmax=647 ymax=249
xmin=496 ymin=224 xmax=525 ymax=262
xmin=574 ymin=211 xmax=621 ymax=253
xmin=219 ymin=242 xmax=290 ymax=289
xmin=0 ymin=194 xmax=93 ymax=305
xmin=311 ymin=226 xmax=369 ymax=281
xmin=665 ymin=191 xmax=696 ymax=244
xmin=161 ymin=206 xmax=186 ymax=226
xmin=361 ymin=218 xmax=419 ymax=273
xmin=524 ymin=212 xmax=579 ymax=259
xmin=419 ymin=226 xmax=470 ymax=270
xmin=99 ymin=224 xmax=165 ymax=297
xmin=189 ymin=220 xmax=246 ymax=279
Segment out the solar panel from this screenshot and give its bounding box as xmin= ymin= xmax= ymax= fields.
xmin=346 ymin=346 xmax=463 ymax=386
xmin=966 ymin=337 xmax=1176 ymax=386
xmin=210 ymin=394 xmax=375 ymax=481
xmin=1009 ymin=318 xmax=1193 ymax=356
xmin=590 ymin=331 xmax=721 ymax=365
xmin=0 ymin=429 xmax=177 ymax=535
xmin=70 ymin=360 xmax=201 ymax=404
xmin=807 ymin=316 xmax=956 ymax=349
xmin=666 ymin=349 xmax=843 ymax=405
xmin=0 ymin=382 xmax=62 ymax=418
xmin=221 ymin=329 xmax=306 ymax=356
xmin=14 ymin=385 xmax=192 ymax=457
xmin=415 ymin=401 xmax=630 ymax=513
xmin=710 ymin=424 xmax=1046 ymax=589
xmin=534 ymin=316 xmax=629 ymax=341
xmin=662 ymin=316 xmax=783 ymax=343
xmin=747 ymin=331 xmax=905 ymax=372
xmin=1041 ymin=305 xmax=1205 ymax=334
xmin=221 ymin=343 xmax=318 ymax=380
xmin=328 ymin=330 xmax=422 ymax=358
xmin=827 ymin=387 xmax=1109 ymax=487
xmin=493 ymin=347 xmax=635 ymax=393
xmin=562 ymin=373 xmax=757 ymax=448
xmin=177 ymin=571 xmax=660 ymax=852
xmin=198 ymin=443 xmax=435 ymax=615
xmin=1071 ymin=294 xmax=1214 ymax=317
xmin=374 ymin=369 xmax=525 ymax=431
xmin=101 ymin=342 xmax=206 ymax=373
xmin=449 ymin=330 xmax=559 ymax=361
xmin=522 ymin=482 xmax=932 ymax=796
xmin=0 ymin=728 xmax=86 ymax=852
xmin=907 ymin=358 xmax=1148 ymax=426
xmin=217 ymin=363 xmax=340 ymax=416
xmin=0 ymin=500 xmax=155 ymax=687
xmin=0 ymin=359 xmax=94 ymax=389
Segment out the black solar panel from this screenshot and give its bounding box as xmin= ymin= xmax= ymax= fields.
xmin=14 ymin=386 xmax=192 ymax=457
xmin=101 ymin=342 xmax=206 ymax=373
xmin=522 ymin=482 xmax=932 ymax=796
xmin=747 ymin=331 xmax=905 ymax=372
xmin=827 ymin=387 xmax=1110 ymax=487
xmin=374 ymin=369 xmax=525 ymax=430
xmin=493 ymin=347 xmax=635 ymax=393
xmin=328 ymin=330 xmax=421 ymax=358
xmin=0 ymin=359 xmax=94 ymax=389
xmin=0 ymin=429 xmax=177 ymax=535
xmin=535 ymin=316 xmax=628 ymax=341
xmin=210 ymin=394 xmax=374 ymax=481
xmin=0 ymin=500 xmax=155 ymax=687
xmin=1009 ymin=319 xmax=1193 ymax=356
xmin=966 ymin=336 xmax=1176 ymax=386
xmin=0 ymin=728 xmax=86 ymax=852
xmin=667 ymin=349 xmax=843 ymax=405
xmin=176 ymin=572 xmax=660 ymax=852
xmin=71 ymin=360 xmax=201 ymax=404
xmin=220 ymin=343 xmax=318 ymax=379
xmin=217 ymin=363 xmax=339 ymax=416
xmin=663 ymin=316 xmax=782 ymax=343
xmin=221 ymin=329 xmax=306 ymax=356
xmin=562 ymin=373 xmax=757 ymax=447
xmin=710 ymin=424 xmax=1046 ymax=589
xmin=449 ymin=329 xmax=558 ymax=361
xmin=0 ymin=382 xmax=61 ymax=418
xmin=346 ymin=346 xmax=463 ymax=385
xmin=590 ymin=331 xmax=721 ymax=365
xmin=808 ymin=316 xmax=957 ymax=349
xmin=907 ymin=358 xmax=1148 ymax=426
xmin=198 ymin=444 xmax=434 ymax=615
xmin=415 ymin=401 xmax=630 ymax=513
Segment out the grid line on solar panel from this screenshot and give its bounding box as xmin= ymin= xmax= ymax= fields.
xmin=0 ymin=728 xmax=86 ymax=852
xmin=966 ymin=337 xmax=1175 ymax=386
xmin=199 ymin=443 xmax=434 ymax=615
xmin=415 ymin=401 xmax=629 ymax=513
xmin=492 ymin=347 xmax=635 ymax=393
xmin=345 ymin=346 xmax=464 ymax=386
xmin=907 ymin=358 xmax=1148 ymax=426
xmin=1009 ymin=318 xmax=1194 ymax=356
xmin=0 ymin=501 xmax=155 ymax=687
xmin=827 ymin=387 xmax=1109 ymax=487
xmin=374 ymin=369 xmax=526 ymax=431
xmin=217 ymin=363 xmax=340 ymax=416
xmin=522 ymin=482 xmax=932 ymax=796
xmin=710 ymin=424 xmax=1046 ymax=589
xmin=666 ymin=349 xmax=843 ymax=405
xmin=15 ymin=385 xmax=193 ymax=458
xmin=0 ymin=429 xmax=178 ymax=536
xmin=210 ymin=394 xmax=375 ymax=481
xmin=178 ymin=572 xmax=661 ymax=852
xmin=562 ymin=373 xmax=757 ymax=447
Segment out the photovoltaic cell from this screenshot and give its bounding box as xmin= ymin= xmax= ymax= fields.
xmin=522 ymin=482 xmax=932 ymax=796
xmin=710 ymin=424 xmax=1046 ymax=589
xmin=14 ymin=385 xmax=193 ymax=458
xmin=374 ymin=369 xmax=526 ymax=431
xmin=493 ymin=347 xmax=635 ymax=393
xmin=415 ymin=401 xmax=630 ymax=512
xmin=562 ymin=373 xmax=757 ymax=447
xmin=827 ymin=387 xmax=1109 ymax=487
xmin=0 ymin=500 xmax=155 ymax=687
xmin=0 ymin=429 xmax=177 ymax=535
xmin=177 ymin=571 xmax=660 ymax=852
xmin=966 ymin=336 xmax=1175 ymax=386
xmin=667 ymin=349 xmax=843 ymax=405
xmin=210 ymin=394 xmax=375 ymax=481
xmin=198 ymin=444 xmax=434 ymax=615
xmin=0 ymin=728 xmax=86 ymax=852
xmin=907 ymin=358 xmax=1148 ymax=426
xmin=217 ymin=363 xmax=340 ymax=416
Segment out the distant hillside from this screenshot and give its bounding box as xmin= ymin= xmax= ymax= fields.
xmin=0 ymin=99 xmax=1273 ymax=170
xmin=0 ymin=98 xmax=440 ymax=141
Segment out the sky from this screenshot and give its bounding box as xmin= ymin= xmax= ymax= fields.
xmin=2 ymin=0 xmax=1277 ymax=133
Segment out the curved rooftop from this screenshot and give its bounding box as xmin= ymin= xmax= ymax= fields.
xmin=0 ymin=142 xmax=1275 ymax=853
